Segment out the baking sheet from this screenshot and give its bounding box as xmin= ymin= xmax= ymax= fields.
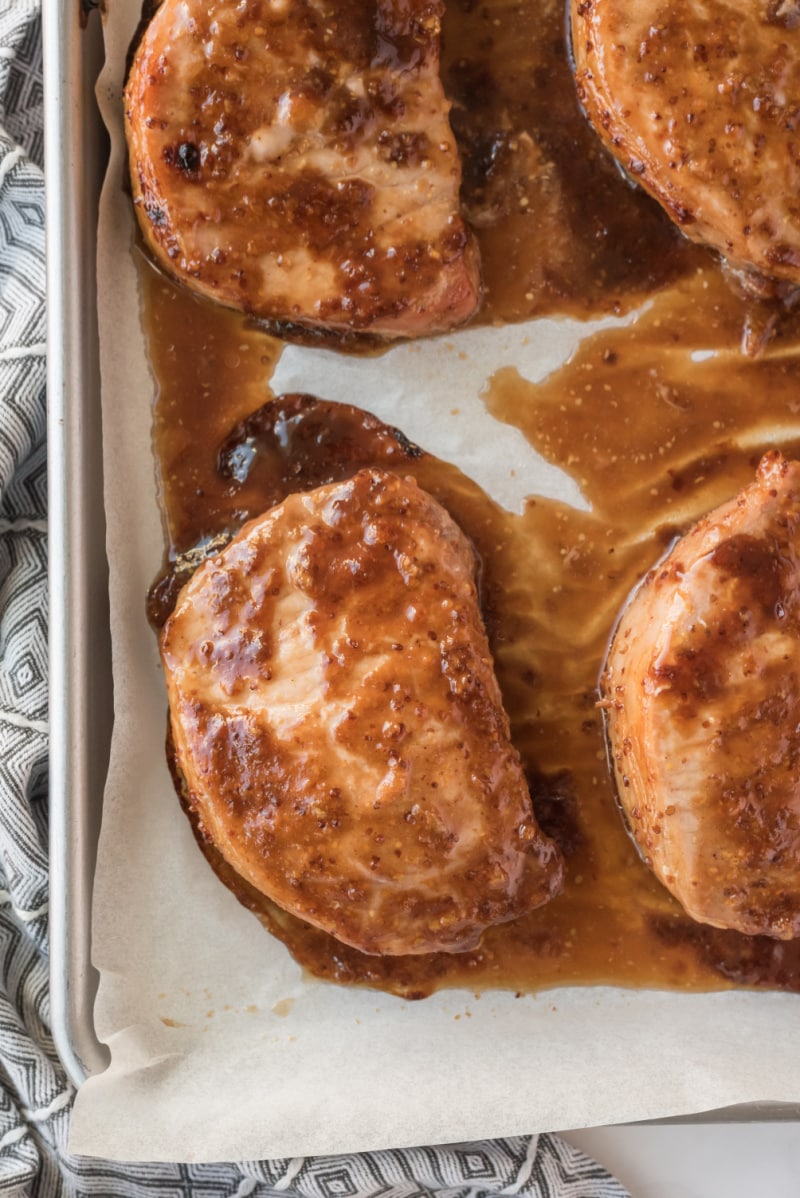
xmin=70 ymin=0 xmax=800 ymax=1162
xmin=45 ymin=0 xmax=111 ymax=1086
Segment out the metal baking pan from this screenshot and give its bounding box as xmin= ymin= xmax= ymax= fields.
xmin=45 ymin=0 xmax=111 ymax=1087
xmin=44 ymin=0 xmax=800 ymax=1125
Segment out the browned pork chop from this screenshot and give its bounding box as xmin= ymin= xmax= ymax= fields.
xmin=125 ymin=0 xmax=480 ymax=337
xmin=161 ymin=469 xmax=563 ymax=955
xmin=571 ymin=0 xmax=800 ymax=286
xmin=602 ymin=452 xmax=800 ymax=938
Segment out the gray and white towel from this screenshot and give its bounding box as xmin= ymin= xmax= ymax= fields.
xmin=0 ymin=3 xmax=629 ymax=1193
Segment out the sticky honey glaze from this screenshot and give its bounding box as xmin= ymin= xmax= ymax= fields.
xmin=141 ymin=0 xmax=800 ymax=997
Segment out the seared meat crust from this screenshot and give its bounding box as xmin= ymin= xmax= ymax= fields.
xmin=161 ymin=470 xmax=563 ymax=955
xmin=571 ymin=0 xmax=800 ymax=286
xmin=602 ymin=452 xmax=800 ymax=938
xmin=125 ymin=0 xmax=480 ymax=337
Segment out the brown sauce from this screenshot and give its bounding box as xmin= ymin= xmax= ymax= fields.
xmin=441 ymin=0 xmax=706 ymax=323
xmin=139 ymin=0 xmax=800 ymax=998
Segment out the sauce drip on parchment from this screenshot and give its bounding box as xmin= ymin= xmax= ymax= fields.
xmin=142 ymin=0 xmax=800 ymax=998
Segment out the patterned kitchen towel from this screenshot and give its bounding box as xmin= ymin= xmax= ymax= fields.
xmin=0 ymin=1 xmax=630 ymax=1194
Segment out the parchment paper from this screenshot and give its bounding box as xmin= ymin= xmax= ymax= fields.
xmin=70 ymin=0 xmax=800 ymax=1162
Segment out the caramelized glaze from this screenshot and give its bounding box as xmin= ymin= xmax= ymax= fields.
xmin=571 ymin=0 xmax=800 ymax=289
xmin=600 ymin=453 xmax=800 ymax=940
xmin=125 ymin=0 xmax=480 ymax=337
xmin=161 ymin=468 xmax=564 ymax=957
xmin=140 ymin=0 xmax=800 ymax=997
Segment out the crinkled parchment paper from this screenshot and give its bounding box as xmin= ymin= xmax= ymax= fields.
xmin=70 ymin=0 xmax=800 ymax=1162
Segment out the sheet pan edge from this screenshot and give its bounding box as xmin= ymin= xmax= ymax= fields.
xmin=45 ymin=0 xmax=111 ymax=1088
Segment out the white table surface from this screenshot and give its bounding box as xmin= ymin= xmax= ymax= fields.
xmin=563 ymin=1124 xmax=800 ymax=1197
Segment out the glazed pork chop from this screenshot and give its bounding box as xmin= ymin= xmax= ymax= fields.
xmin=125 ymin=0 xmax=480 ymax=337
xmin=602 ymin=452 xmax=800 ymax=939
xmin=571 ymin=0 xmax=800 ymax=287
xmin=161 ymin=469 xmax=563 ymax=955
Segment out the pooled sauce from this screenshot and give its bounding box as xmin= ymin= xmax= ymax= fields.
xmin=441 ymin=0 xmax=706 ymax=323
xmin=141 ymin=0 xmax=800 ymax=997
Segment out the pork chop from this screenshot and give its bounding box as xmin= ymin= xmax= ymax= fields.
xmin=571 ymin=0 xmax=800 ymax=287
xmin=125 ymin=0 xmax=480 ymax=337
xmin=602 ymin=452 xmax=800 ymax=938
xmin=161 ymin=469 xmax=563 ymax=955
